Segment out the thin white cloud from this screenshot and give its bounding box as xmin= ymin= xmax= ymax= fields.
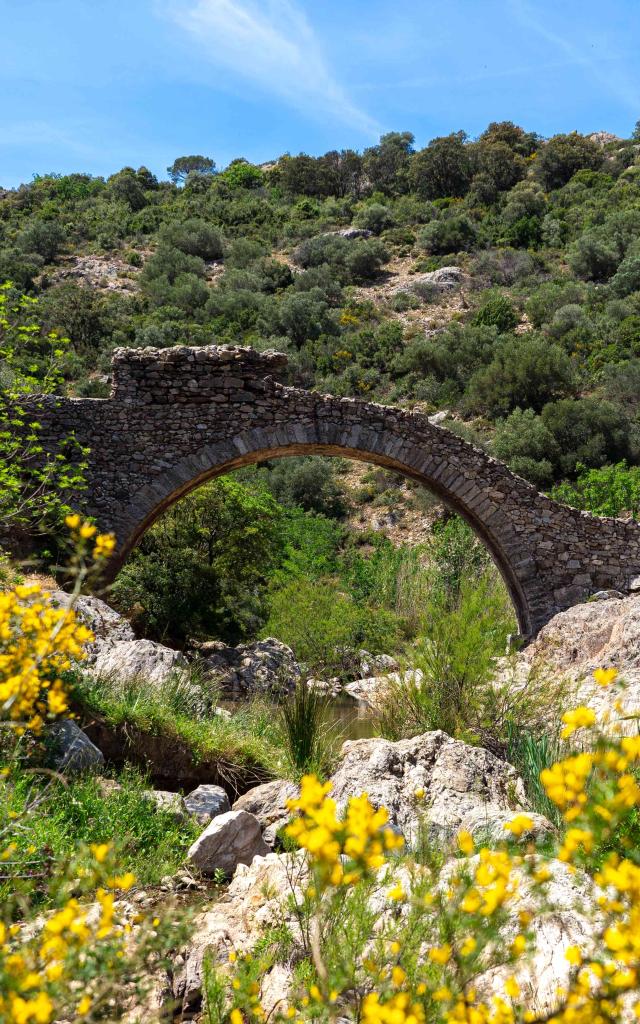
xmin=507 ymin=0 xmax=640 ymax=113
xmin=0 ymin=120 xmax=103 ymax=160
xmin=162 ymin=0 xmax=380 ymax=136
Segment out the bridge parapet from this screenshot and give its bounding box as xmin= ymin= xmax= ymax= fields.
xmin=110 ymin=345 xmax=288 ymax=403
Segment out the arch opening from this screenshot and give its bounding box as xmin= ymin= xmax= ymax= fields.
xmin=109 ymin=442 xmax=531 ymax=637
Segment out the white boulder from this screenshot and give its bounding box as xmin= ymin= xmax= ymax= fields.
xmin=187 ymin=810 xmax=269 ymax=877
xmin=93 ymin=639 xmax=188 ymax=687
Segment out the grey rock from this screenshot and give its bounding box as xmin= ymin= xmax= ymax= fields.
xmin=590 ymin=590 xmax=625 ymax=601
xmin=187 ymin=810 xmax=269 ymax=876
xmin=344 ymin=669 xmax=423 ymax=710
xmin=201 ymin=637 xmax=300 ymax=697
xmin=306 ymin=678 xmax=341 ymax=697
xmin=336 ymin=227 xmax=372 ymax=239
xmin=588 ymin=131 xmax=621 ymax=146
xmin=503 ymin=590 xmax=640 ymax=740
xmin=50 ymin=719 xmax=105 ymax=774
xmin=471 ymin=858 xmax=599 ymax=1017
xmin=184 ymin=784 xmax=230 ymax=824
xmin=458 ymin=807 xmax=556 ymax=844
xmin=173 ymin=852 xmax=305 ymax=1016
xmin=232 ymin=778 xmax=298 ymax=827
xmin=233 ymin=778 xmax=298 ymax=849
xmin=358 ymin=650 xmax=399 ymax=677
xmin=390 ymin=266 xmax=463 ymax=296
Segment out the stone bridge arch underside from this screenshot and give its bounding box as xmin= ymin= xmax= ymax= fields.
xmin=30 ymin=345 xmax=640 ymax=637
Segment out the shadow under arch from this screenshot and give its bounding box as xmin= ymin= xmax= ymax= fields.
xmin=108 ymin=429 xmax=534 ymax=638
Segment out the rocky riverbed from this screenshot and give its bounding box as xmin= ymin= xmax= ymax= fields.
xmin=42 ymin=587 xmax=640 ymax=1022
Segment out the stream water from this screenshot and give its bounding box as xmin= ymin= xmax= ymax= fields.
xmin=222 ymin=693 xmax=380 ymax=743
xmin=322 ymin=694 xmax=379 ymax=741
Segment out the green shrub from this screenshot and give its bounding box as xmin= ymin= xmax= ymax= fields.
xmin=466 ymin=334 xmax=574 ymax=417
xmin=525 ymin=280 xmax=588 ymax=329
xmin=534 ymin=131 xmax=603 ymax=189
xmin=17 ymin=219 xmax=66 ymax=262
xmin=473 ymin=293 xmax=519 ymax=332
xmin=472 ymin=248 xmax=536 ymax=285
xmin=611 ymin=252 xmax=640 ymax=297
xmin=159 ymin=217 xmax=224 ymax=260
xmin=504 ymin=723 xmax=564 ymax=825
xmin=262 ymin=577 xmax=401 ymax=679
xmin=541 ymin=398 xmax=632 ymax=477
xmin=418 ymin=214 xmax=477 ymax=255
xmin=410 ymin=132 xmax=473 ymax=199
xmin=377 ymin=571 xmax=517 ymax=747
xmin=493 ymin=408 xmax=558 ymax=487
xmin=111 ymin=478 xmax=284 ymax=644
xmin=550 ymin=461 xmax=640 ymax=518
xmin=353 ymin=203 xmax=395 ymax=234
xmin=254 ymin=457 xmax=348 ymax=518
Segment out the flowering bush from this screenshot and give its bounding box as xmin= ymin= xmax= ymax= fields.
xmin=0 ymin=519 xmax=188 ymax=1024
xmin=217 ymin=669 xmax=640 ymax=1024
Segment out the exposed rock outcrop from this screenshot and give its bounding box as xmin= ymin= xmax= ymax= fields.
xmin=508 ymin=591 xmax=640 ymax=736
xmin=344 ymin=669 xmax=423 ymax=709
xmin=49 ymin=591 xmax=135 ymax=659
xmin=335 ymin=227 xmax=373 ymax=239
xmin=328 ymin=731 xmax=543 ymax=843
xmin=232 ymin=778 xmax=298 ymax=847
xmin=357 ymin=650 xmax=399 ymax=677
xmin=173 ymin=845 xmax=594 ymax=1022
xmin=142 ymin=789 xmax=189 ymax=822
xmin=184 ymin=784 xmax=231 ymax=825
xmin=389 ymin=265 xmax=463 ymax=296
xmin=472 ymin=858 xmax=599 ymax=1016
xmin=173 ymin=852 xmax=307 ymax=1018
xmin=93 ymin=639 xmax=188 ymax=687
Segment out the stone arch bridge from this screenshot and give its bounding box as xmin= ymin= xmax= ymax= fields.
xmin=28 ymin=345 xmax=640 ymax=637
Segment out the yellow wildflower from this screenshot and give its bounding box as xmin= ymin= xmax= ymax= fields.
xmin=561 ymin=706 xmax=596 ymax=739
xmin=503 ymin=814 xmax=534 ymax=837
xmin=457 ymin=829 xmax=475 ymax=855
xmin=594 ymin=667 xmax=618 ymax=687
xmin=428 ymin=944 xmax=452 ymax=965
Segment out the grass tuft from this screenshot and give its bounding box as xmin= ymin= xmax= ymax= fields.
xmin=280 ymin=681 xmax=334 ymax=778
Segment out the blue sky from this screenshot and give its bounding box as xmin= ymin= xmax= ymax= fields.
xmin=1 ymin=0 xmax=639 ymax=188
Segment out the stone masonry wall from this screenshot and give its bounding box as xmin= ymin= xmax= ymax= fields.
xmin=24 ymin=344 xmax=640 ymax=637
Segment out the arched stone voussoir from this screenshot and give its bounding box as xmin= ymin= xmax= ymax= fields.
xmin=22 ymin=344 xmax=640 ymax=638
